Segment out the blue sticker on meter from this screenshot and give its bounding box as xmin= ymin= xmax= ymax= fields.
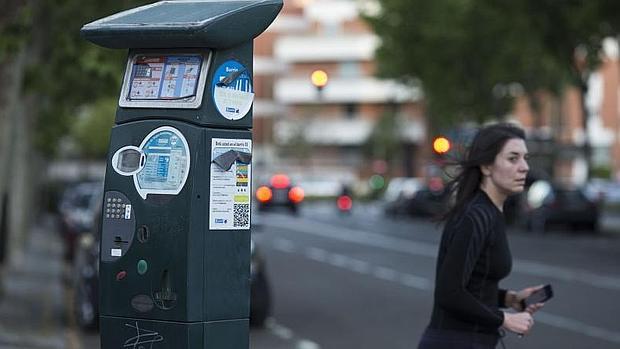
xmin=133 ymin=126 xmax=190 ymax=199
xmin=212 ymin=60 xmax=254 ymax=120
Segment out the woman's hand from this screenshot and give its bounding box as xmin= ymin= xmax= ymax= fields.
xmin=502 ymin=311 xmax=534 ymax=335
xmin=507 ymin=285 xmax=546 ymax=313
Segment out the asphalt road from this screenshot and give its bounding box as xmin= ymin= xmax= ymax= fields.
xmin=78 ymin=202 xmax=620 ymax=348
xmin=247 ymin=203 xmax=620 ymax=349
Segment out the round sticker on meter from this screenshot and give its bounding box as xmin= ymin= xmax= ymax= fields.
xmin=212 ymin=60 xmax=254 ymax=120
xmin=133 ymin=126 xmax=191 ymax=199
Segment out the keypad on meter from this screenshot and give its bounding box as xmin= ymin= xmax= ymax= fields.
xmin=105 ymin=196 xmax=130 ymax=220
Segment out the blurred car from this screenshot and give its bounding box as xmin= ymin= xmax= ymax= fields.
xmin=584 ymin=178 xmax=620 ymax=205
xmin=256 ymin=174 xmax=304 ymax=214
xmin=73 ymin=227 xmax=100 ymax=330
xmin=383 ymin=177 xmax=423 ymax=215
xmin=384 ymin=177 xmax=449 ymax=217
xmin=524 ymin=180 xmax=600 ymax=232
xmin=58 ymin=181 xmax=103 ymax=261
xmin=249 ymin=238 xmax=272 ymax=327
xmin=72 ymin=206 xmax=272 ymax=329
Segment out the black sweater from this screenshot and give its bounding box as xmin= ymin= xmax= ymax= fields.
xmin=428 ymin=190 xmax=512 ymax=335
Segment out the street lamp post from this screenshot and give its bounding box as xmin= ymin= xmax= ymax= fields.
xmin=311 ymin=69 xmax=329 ymax=97
xmin=574 ymin=45 xmax=592 ymax=181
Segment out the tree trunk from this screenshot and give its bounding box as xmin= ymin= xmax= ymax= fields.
xmin=2 ymin=0 xmax=46 ymax=266
xmin=0 ymin=46 xmax=29 ymax=266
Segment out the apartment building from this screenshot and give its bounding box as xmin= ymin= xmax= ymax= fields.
xmin=512 ymin=38 xmax=620 ymax=184
xmin=252 ymin=0 xmax=426 ymax=186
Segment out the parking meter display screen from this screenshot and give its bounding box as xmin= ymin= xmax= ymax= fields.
xmin=137 ymin=128 xmax=189 ymax=194
xmin=118 ymin=149 xmax=141 ymax=172
xmin=128 ymin=55 xmax=202 ymax=100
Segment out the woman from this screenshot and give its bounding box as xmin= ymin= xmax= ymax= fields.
xmin=419 ymin=123 xmax=545 ymax=349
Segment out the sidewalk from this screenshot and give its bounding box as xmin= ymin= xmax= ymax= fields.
xmin=0 ymin=216 xmax=68 ymax=349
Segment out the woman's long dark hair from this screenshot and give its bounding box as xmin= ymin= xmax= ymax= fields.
xmin=441 ymin=122 xmax=526 ymax=222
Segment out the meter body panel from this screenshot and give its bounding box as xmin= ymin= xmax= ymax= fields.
xmin=100 ymin=316 xmax=248 ymax=349
xmin=101 ymin=121 xmax=251 ymax=323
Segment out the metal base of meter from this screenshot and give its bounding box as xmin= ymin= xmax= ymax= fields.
xmin=100 ymin=316 xmax=249 ymax=348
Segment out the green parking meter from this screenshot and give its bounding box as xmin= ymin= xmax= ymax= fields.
xmin=80 ymin=1 xmax=282 ymax=347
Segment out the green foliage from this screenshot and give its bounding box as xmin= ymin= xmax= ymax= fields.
xmin=364 ymin=107 xmax=401 ymax=169
xmin=365 ymin=0 xmax=620 ymax=129
xmin=590 ymin=165 xmax=611 ymax=179
xmin=71 ymin=98 xmax=117 ymax=159
xmin=19 ymin=0 xmax=150 ymax=157
xmin=0 ymin=5 xmax=31 ymax=62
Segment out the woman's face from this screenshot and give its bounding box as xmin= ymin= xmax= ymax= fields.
xmin=481 ymin=138 xmax=529 ymax=195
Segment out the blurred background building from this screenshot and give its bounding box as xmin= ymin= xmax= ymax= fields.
xmin=510 ymin=37 xmax=620 ymax=184
xmin=252 ymin=0 xmax=426 ymax=191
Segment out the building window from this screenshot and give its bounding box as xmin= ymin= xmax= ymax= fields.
xmin=344 ymin=103 xmax=358 ymax=119
xmin=339 ymin=61 xmax=361 ymax=77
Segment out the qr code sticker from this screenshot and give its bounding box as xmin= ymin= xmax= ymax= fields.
xmin=234 ymin=204 xmax=249 ymax=228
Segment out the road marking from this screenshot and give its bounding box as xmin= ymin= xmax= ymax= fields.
xmin=328 ymin=253 xmax=350 ymax=268
xmin=266 ymin=216 xmax=620 ymax=291
xmin=400 ymin=274 xmax=433 ymax=290
xmin=266 ymin=230 xmax=620 ymax=345
xmin=513 ymin=259 xmax=620 ymax=291
xmin=270 ymin=238 xmax=433 ymax=291
xmin=373 ymin=266 xmax=398 ymax=282
xmin=535 ymin=311 xmax=620 ymax=344
xmin=266 ymin=319 xmax=293 ymax=340
xmin=265 ymin=318 xmax=321 ymax=349
xmin=273 ymin=237 xmax=296 ymax=253
xmin=297 ymin=339 xmax=321 ymax=349
xmin=306 ymin=247 xmax=329 ymax=263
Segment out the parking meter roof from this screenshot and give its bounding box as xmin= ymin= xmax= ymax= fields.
xmin=81 ymin=0 xmax=283 ymax=49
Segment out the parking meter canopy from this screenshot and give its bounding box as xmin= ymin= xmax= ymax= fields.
xmin=81 ymin=0 xmax=283 ymax=129
xmin=80 ymin=0 xmax=283 ymax=49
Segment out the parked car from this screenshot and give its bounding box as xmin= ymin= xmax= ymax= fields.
xmin=383 ymin=177 xmax=423 ymax=216
xmin=584 ymin=178 xmax=620 ymax=205
xmin=72 ymin=206 xmax=272 ymax=329
xmin=384 ymin=177 xmax=449 ymax=218
xmin=73 ymin=227 xmax=100 ymax=330
xmin=249 ymin=238 xmax=272 ymax=327
xmin=524 ymin=180 xmax=600 ymax=232
xmin=58 ymin=181 xmax=103 ymax=261
xmin=255 ymin=174 xmax=304 ymax=214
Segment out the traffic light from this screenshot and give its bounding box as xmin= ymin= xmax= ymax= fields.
xmin=311 ymin=69 xmax=329 ymax=91
xmin=433 ymin=136 xmax=451 ymax=155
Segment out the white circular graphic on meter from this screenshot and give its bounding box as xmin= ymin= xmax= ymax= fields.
xmin=129 ymin=126 xmax=191 ymax=199
xmin=212 ymin=60 xmax=254 ymax=121
xmin=111 ymin=146 xmax=145 ymax=176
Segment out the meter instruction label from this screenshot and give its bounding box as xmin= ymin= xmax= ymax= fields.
xmin=212 ymin=60 xmax=254 ymax=121
xmin=209 ymin=138 xmax=252 ymax=230
xmin=129 ymin=55 xmax=202 ymax=100
xmin=132 ymin=126 xmax=190 ymax=199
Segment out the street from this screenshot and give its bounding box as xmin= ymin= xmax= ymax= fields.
xmin=78 ymin=202 xmax=620 ymax=348
xmin=2 ymin=202 xmax=618 ymax=349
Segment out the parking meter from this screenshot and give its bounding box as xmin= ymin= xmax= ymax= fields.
xmin=80 ymin=1 xmax=282 ymax=347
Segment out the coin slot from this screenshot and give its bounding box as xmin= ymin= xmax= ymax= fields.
xmin=137 ymin=225 xmax=149 ymax=243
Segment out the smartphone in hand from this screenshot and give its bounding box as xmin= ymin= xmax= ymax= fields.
xmin=520 ymin=284 xmax=553 ymax=309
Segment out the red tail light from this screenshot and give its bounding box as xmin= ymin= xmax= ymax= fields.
xmin=270 ymin=174 xmax=291 ymax=189
xmin=256 ymin=186 xmax=273 ymax=203
xmin=337 ymin=195 xmax=353 ymax=211
xmin=288 ymin=186 xmax=305 ymax=203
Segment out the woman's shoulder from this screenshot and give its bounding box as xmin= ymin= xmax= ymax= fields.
xmin=458 ymin=193 xmax=497 ymax=231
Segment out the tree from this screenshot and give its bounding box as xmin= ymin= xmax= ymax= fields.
xmin=0 ymin=0 xmax=149 ymax=265
xmin=364 ymin=108 xmax=401 ymax=175
xmin=364 ymin=0 xmax=620 ymax=129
